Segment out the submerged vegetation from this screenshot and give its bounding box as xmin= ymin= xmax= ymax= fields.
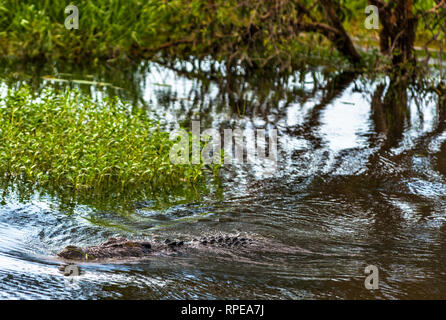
xmin=0 ymin=86 xmax=210 ymax=193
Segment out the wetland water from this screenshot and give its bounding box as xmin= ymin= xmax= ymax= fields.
xmin=0 ymin=60 xmax=445 ymax=299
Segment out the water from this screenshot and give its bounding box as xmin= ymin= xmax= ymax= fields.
xmin=0 ymin=59 xmax=445 ymax=299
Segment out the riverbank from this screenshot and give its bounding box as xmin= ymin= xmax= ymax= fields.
xmin=1 ymin=0 xmax=442 ymax=72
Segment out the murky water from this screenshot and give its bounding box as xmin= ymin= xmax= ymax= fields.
xmin=0 ymin=59 xmax=445 ymax=299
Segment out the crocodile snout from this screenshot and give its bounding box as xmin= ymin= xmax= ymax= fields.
xmin=58 ymin=245 xmax=85 ymax=260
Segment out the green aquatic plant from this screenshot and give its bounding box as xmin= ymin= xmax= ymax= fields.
xmin=0 ymin=86 xmax=215 ymax=193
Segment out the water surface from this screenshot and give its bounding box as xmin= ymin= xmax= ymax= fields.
xmin=0 ymin=60 xmax=445 ymax=299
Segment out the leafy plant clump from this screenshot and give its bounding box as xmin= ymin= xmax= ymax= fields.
xmin=0 ymin=86 xmax=208 ymax=192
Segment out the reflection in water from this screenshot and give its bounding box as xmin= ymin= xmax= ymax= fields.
xmin=0 ymin=59 xmax=445 ymax=299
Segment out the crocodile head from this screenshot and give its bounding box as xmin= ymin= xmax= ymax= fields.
xmin=58 ymin=245 xmax=86 ymax=260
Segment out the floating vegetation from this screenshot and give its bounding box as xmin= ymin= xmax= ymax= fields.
xmin=0 ymin=86 xmax=211 ymax=193
xmin=41 ymin=75 xmax=122 ymax=89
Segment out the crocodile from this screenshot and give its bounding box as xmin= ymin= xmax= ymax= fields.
xmin=57 ymin=235 xmax=274 ymax=262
